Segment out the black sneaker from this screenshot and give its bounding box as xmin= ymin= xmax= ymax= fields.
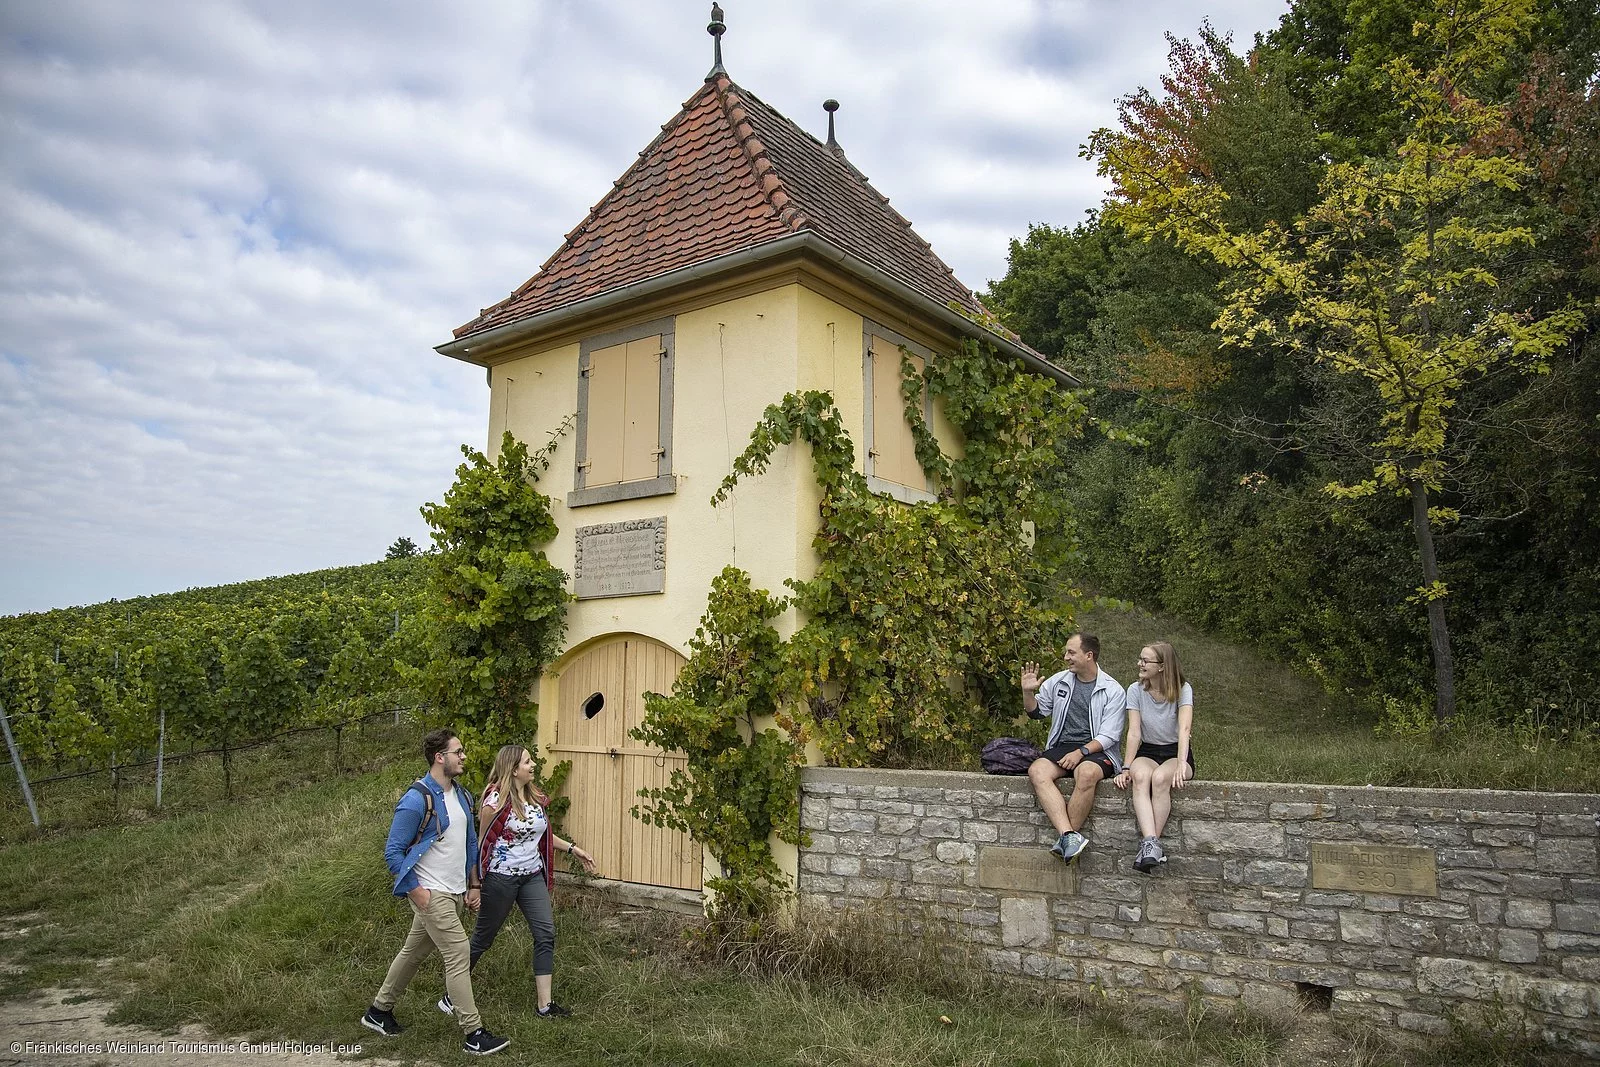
xmin=463 ymin=1028 xmax=510 ymax=1056
xmin=536 ymin=1001 xmax=572 ymax=1018
xmin=360 ymin=1005 xmax=403 ymax=1037
xmin=437 ymin=992 xmax=454 ymax=1016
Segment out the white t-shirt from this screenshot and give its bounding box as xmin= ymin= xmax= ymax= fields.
xmin=1126 ymin=681 xmax=1194 ymax=746
xmin=482 ymin=786 xmax=548 ymax=877
xmin=412 ymin=784 xmax=469 ymax=894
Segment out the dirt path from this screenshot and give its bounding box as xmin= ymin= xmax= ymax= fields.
xmin=0 ymin=988 xmax=411 ymax=1067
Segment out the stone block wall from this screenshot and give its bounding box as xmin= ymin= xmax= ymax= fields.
xmin=797 ymin=769 xmax=1600 ymax=1054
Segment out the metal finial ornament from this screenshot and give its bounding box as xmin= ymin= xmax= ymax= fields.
xmin=707 ymin=4 xmax=727 ymax=78
xmin=823 ymin=99 xmax=840 ymax=147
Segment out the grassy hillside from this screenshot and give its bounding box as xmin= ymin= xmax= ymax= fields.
xmin=1080 ymin=602 xmax=1598 ymax=793
xmin=0 ymin=764 xmax=1575 ymax=1067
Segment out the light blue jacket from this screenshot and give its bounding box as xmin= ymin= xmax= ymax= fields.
xmin=1029 ymin=668 xmax=1128 ymax=769
xmin=383 ymin=775 xmax=478 ymax=897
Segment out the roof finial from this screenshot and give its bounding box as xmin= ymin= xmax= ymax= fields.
xmin=707 ymin=4 xmax=727 ymax=79
xmin=823 ymin=99 xmax=840 ymax=149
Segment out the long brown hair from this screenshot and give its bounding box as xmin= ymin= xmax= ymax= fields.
xmin=484 ymin=744 xmax=550 ymax=820
xmin=1142 ymin=641 xmax=1187 ymax=705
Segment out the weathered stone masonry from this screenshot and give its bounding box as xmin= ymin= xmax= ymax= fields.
xmin=797 ymin=769 xmax=1600 ymax=1054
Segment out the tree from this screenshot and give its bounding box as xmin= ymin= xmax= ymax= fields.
xmin=632 ymin=567 xmax=805 ymax=917
xmin=385 ymin=537 xmax=420 ymax=560
xmin=1088 ymin=0 xmax=1588 ymax=724
xmin=416 ymin=430 xmax=570 ymax=770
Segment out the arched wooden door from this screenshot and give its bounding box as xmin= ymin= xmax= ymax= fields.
xmin=551 ymin=635 xmax=701 ymax=891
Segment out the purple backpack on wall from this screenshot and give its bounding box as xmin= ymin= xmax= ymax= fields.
xmin=981 ymin=736 xmax=1042 ymax=775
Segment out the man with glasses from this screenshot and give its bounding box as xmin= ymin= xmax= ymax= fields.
xmin=362 ymin=728 xmax=510 ymax=1056
xmin=1021 ymin=633 xmax=1127 ymax=862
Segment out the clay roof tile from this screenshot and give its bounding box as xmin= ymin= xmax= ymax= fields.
xmin=453 ymin=74 xmax=987 ymax=339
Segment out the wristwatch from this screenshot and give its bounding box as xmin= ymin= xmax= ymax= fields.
xmin=1078 ymin=745 xmax=1091 ymax=757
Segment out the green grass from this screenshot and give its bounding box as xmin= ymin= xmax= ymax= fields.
xmin=0 ymin=711 xmax=419 ymax=845
xmin=1080 ymin=603 xmax=1600 ymax=793
xmin=0 ymin=603 xmax=1591 ymax=1064
xmin=0 ymin=763 xmax=1584 ymax=1067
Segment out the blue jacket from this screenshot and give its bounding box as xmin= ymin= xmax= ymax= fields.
xmin=384 ymin=775 xmax=478 ymax=897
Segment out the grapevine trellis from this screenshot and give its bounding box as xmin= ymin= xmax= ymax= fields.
xmin=0 ymin=556 xmax=431 ymax=821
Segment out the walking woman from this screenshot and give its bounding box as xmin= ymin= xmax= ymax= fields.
xmin=439 ymin=744 xmax=596 ymax=1020
xmin=1113 ymin=642 xmax=1195 ymax=872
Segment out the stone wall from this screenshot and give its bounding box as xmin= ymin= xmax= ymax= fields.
xmin=797 ymin=769 xmax=1600 ymax=1054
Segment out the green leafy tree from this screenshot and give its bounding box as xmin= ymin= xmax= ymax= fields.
xmin=1088 ymin=0 xmax=1588 ymax=723
xmin=386 ymin=537 xmax=421 ymax=560
xmin=632 ymin=567 xmax=805 ymax=917
xmin=417 ymin=430 xmax=570 ymax=772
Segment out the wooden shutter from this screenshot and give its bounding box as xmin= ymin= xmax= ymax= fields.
xmin=584 ymin=336 xmax=661 ymax=487
xmin=870 ymin=335 xmax=927 ymax=490
xmin=621 ymin=336 xmax=662 ymax=483
xmin=585 ymin=342 xmax=627 ymax=487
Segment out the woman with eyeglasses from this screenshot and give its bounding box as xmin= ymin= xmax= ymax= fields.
xmin=1113 ymin=642 xmax=1195 ymax=872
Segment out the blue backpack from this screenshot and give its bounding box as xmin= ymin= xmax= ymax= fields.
xmin=981 ymin=737 xmax=1042 ymax=775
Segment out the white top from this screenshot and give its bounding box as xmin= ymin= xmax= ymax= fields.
xmin=483 ymin=787 xmax=548 ymax=877
xmin=412 ymin=784 xmax=469 ymax=894
xmin=1127 ymin=681 xmax=1194 ymax=746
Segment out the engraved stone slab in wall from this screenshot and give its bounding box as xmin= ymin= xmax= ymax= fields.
xmin=574 ymin=517 xmax=666 ymax=599
xmin=977 ymin=846 xmax=1078 ymax=896
xmin=1310 ymin=842 xmax=1438 ymax=897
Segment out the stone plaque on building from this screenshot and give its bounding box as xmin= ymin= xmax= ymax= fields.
xmin=977 ymin=846 xmax=1078 ymax=896
xmin=574 ymin=517 xmax=666 ymax=599
xmin=1310 ymin=842 xmax=1437 ymax=896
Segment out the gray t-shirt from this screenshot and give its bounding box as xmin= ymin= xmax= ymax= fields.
xmin=1127 ymin=681 xmax=1194 ymax=746
xmin=1060 ymin=676 xmax=1094 ymax=747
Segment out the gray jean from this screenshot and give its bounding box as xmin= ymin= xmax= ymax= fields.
xmin=470 ymin=870 xmax=556 ymax=977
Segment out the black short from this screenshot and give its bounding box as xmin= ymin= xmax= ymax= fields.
xmin=1133 ymin=742 xmax=1196 ymax=775
xmin=1041 ymin=743 xmax=1117 ymax=778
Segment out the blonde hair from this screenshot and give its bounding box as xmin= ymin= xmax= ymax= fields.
xmin=1141 ymin=642 xmax=1187 ymax=705
xmin=484 ymin=744 xmax=549 ymax=819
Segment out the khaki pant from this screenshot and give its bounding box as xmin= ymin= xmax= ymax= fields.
xmin=373 ymin=890 xmax=481 ymax=1033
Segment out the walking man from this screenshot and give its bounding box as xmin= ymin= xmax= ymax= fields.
xmin=361 ymin=728 xmax=510 ymax=1057
xmin=1021 ymin=633 xmax=1126 ymax=862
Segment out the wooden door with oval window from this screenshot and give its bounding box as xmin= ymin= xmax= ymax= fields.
xmin=552 ymin=635 xmax=701 ymax=891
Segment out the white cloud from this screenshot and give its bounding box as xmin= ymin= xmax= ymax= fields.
xmin=0 ymin=0 xmax=1290 ymax=615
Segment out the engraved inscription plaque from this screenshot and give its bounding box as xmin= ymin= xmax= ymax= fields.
xmin=977 ymin=846 xmax=1078 ymax=896
xmin=574 ymin=517 xmax=666 ymax=600
xmin=1310 ymin=842 xmax=1438 ymax=897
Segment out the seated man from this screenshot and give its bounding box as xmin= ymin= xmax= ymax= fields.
xmin=1021 ymin=633 xmax=1126 ymax=861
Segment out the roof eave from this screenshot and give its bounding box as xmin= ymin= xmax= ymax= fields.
xmin=435 ymin=232 xmax=1079 ymax=388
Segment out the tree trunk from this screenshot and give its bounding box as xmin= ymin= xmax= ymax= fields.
xmin=1407 ymin=476 xmax=1456 ymax=725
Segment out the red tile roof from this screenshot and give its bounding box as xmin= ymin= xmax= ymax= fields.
xmin=453 ymin=74 xmax=990 ymax=340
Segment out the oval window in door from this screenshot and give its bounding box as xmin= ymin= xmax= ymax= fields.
xmin=582 ymin=692 xmax=605 ymax=719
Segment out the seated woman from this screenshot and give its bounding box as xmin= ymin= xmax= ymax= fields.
xmin=1113 ymin=641 xmax=1195 ymax=872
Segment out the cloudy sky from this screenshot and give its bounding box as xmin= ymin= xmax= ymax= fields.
xmin=0 ymin=0 xmax=1290 ymax=617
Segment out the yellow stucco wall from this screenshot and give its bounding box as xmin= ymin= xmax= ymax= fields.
xmin=483 ymin=277 xmax=967 ymax=901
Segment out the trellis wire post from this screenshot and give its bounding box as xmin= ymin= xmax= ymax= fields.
xmin=393 ymin=610 xmax=401 ymax=726
xmin=155 ymin=706 xmax=166 ymax=808
xmin=0 ymin=699 xmax=41 ymax=827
